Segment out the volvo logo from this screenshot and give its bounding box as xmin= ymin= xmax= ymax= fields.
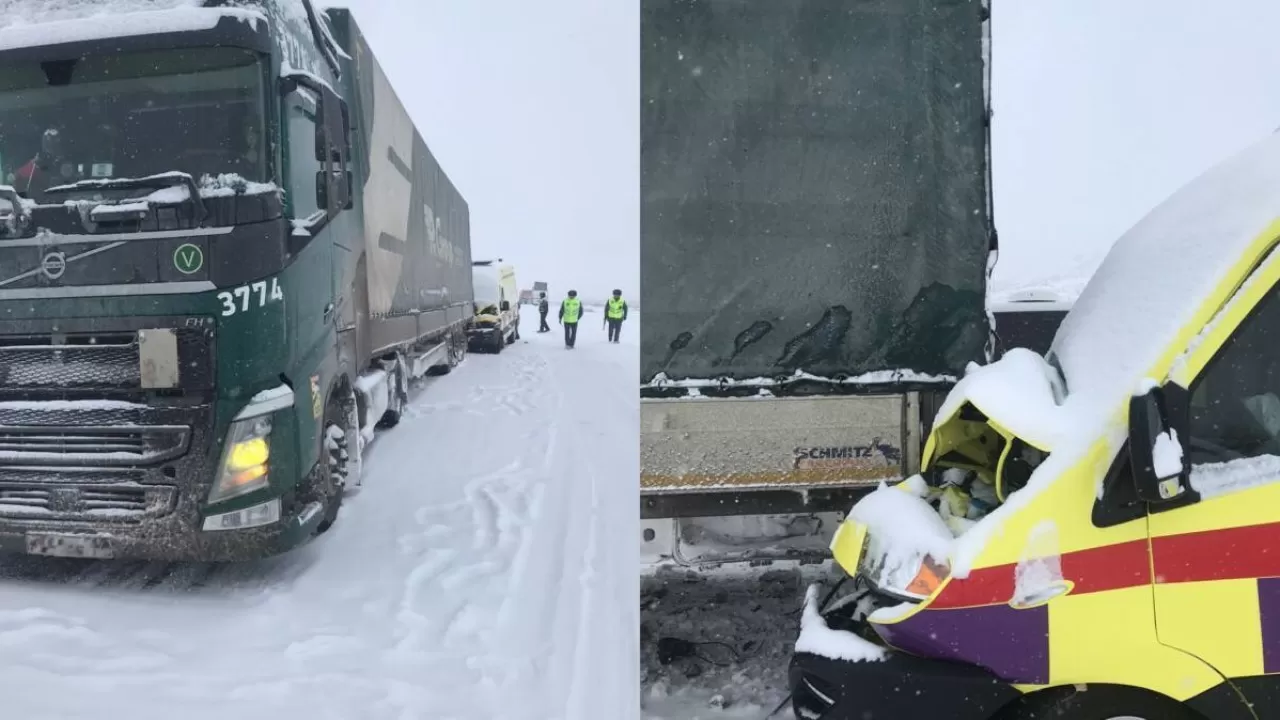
xmin=40 ymin=251 xmax=66 ymax=280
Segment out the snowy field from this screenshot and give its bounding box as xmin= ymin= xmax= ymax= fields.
xmin=641 ymin=564 xmax=835 ymax=720
xmin=0 ymin=310 xmax=638 ymax=720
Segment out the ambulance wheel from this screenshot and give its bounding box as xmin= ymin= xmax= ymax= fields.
xmin=997 ymin=685 xmax=1199 ymax=720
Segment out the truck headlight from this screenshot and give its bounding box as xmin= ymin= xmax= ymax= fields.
xmin=208 ymin=415 xmax=273 ymax=504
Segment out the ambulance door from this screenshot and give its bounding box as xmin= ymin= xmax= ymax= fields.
xmin=1148 ymin=275 xmax=1280 ymax=710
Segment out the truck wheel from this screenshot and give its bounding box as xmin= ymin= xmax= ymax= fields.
xmin=431 ymin=333 xmax=467 ymax=374
xmin=315 ymin=398 xmax=352 ymax=533
xmin=997 ymin=685 xmax=1199 ymax=720
xmin=492 ymin=332 xmax=504 ymax=354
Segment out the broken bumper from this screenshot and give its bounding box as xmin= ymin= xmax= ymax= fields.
xmin=788 ymin=626 xmax=1020 ymax=720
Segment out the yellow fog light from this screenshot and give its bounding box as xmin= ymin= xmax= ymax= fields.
xmin=208 ymin=415 xmax=273 ymax=504
xmin=228 ymin=437 xmax=269 ymax=471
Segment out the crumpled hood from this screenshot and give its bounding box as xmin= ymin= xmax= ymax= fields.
xmin=930 ymin=348 xmax=1067 ymax=453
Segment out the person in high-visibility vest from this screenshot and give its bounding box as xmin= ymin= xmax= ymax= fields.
xmin=559 ymin=289 xmax=583 ymax=349
xmin=604 ymin=289 xmax=628 ymax=343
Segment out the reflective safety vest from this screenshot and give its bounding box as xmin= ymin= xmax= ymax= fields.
xmin=562 ymin=297 xmax=582 ymax=323
xmin=607 ymin=297 xmax=626 ymax=320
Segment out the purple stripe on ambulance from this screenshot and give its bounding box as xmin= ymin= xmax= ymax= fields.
xmin=1258 ymin=577 xmax=1280 ymax=674
xmin=873 ymin=604 xmax=1050 ymax=684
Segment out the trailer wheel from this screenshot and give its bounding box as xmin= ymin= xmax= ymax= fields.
xmin=996 ymin=684 xmax=1199 ymax=720
xmin=429 ymin=332 xmax=467 ymax=375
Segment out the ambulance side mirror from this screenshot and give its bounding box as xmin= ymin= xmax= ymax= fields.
xmin=1128 ymin=383 xmax=1190 ymax=504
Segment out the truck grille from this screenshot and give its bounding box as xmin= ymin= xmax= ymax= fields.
xmin=0 ymin=425 xmax=189 ymax=466
xmin=0 ymin=483 xmax=175 ymax=523
xmin=0 ymin=325 xmax=214 ymax=392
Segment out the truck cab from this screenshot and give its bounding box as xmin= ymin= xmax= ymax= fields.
xmin=0 ymin=0 xmax=473 ymax=562
xmin=791 ymin=129 xmax=1280 ymax=720
xmin=468 ymin=259 xmax=519 ymax=352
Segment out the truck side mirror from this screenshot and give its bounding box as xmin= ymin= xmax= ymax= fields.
xmin=1128 ymin=383 xmax=1190 ymax=504
xmin=500 ymin=300 xmax=511 ymax=312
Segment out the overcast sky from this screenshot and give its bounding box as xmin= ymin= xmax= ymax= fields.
xmin=321 ymin=0 xmax=638 ymax=305
xmin=317 ymin=1 xmax=1280 ymax=306
xmin=991 ymin=0 xmax=1280 ymax=298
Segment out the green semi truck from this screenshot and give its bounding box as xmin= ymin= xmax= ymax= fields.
xmin=0 ymin=0 xmax=473 ymax=561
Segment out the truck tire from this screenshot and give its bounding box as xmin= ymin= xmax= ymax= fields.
xmin=315 ymin=394 xmax=354 ymax=533
xmin=996 ymin=685 xmax=1199 ymax=720
xmin=492 ymin=331 xmax=504 ymax=354
xmin=429 ymin=332 xmax=467 ymax=375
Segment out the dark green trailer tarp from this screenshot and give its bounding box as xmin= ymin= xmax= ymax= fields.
xmin=641 ymin=0 xmax=993 ymax=385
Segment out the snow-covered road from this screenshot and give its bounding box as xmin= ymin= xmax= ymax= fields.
xmin=641 ymin=565 xmax=829 ymax=720
xmin=0 ymin=310 xmax=639 ymax=720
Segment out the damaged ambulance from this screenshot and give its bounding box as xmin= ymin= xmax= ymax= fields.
xmin=790 ymin=129 xmax=1280 ymax=719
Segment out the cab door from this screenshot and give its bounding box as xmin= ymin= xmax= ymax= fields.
xmin=1147 ymin=267 xmax=1280 ymax=712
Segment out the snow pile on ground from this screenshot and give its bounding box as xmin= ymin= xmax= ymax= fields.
xmin=641 ymin=566 xmax=828 ymax=720
xmin=0 ymin=311 xmax=637 ymax=720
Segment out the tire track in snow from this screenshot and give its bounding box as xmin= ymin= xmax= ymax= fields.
xmin=388 ymin=347 xmax=555 ymax=676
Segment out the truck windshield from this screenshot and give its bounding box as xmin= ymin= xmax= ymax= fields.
xmin=0 ymin=46 xmax=267 ymax=202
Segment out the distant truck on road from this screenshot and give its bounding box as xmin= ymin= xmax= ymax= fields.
xmin=0 ymin=0 xmax=472 ymax=562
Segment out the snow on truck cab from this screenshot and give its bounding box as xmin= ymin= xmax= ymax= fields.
xmin=791 ymin=130 xmax=1280 ymax=720
xmin=0 ymin=1 xmax=474 ymax=562
xmin=468 ymin=259 xmax=520 ymax=352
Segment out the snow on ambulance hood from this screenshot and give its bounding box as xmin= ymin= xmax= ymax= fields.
xmin=1053 ymin=129 xmax=1280 ymax=430
xmin=934 ymin=129 xmax=1280 ymax=579
xmin=932 ymin=348 xmax=1066 ymax=452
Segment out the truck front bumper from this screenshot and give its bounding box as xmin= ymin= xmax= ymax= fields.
xmin=0 ymin=496 xmax=326 ymax=563
xmin=789 ymin=623 xmax=1020 ymax=720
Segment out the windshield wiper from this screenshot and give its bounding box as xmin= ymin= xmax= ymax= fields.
xmin=44 ymin=172 xmax=207 ymax=224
